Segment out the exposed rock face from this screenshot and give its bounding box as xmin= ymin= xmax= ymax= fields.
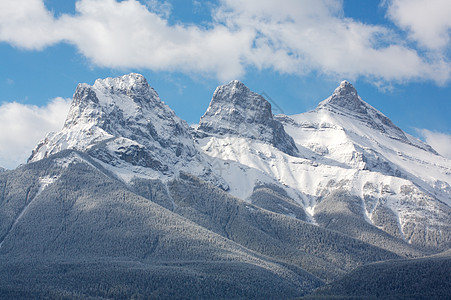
xmin=321 ymin=81 xmax=368 ymax=114
xmin=198 ymin=80 xmax=299 ymax=156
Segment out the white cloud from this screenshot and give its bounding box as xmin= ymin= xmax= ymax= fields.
xmin=0 ymin=0 xmax=61 ymax=49
xmin=63 ymin=0 xmax=255 ymax=81
xmin=215 ymin=0 xmax=451 ymax=83
xmin=0 ymin=98 xmax=71 ymax=169
xmin=386 ymin=0 xmax=451 ymax=51
xmin=0 ymin=0 xmax=450 ymax=83
xmin=418 ymin=129 xmax=451 ymax=159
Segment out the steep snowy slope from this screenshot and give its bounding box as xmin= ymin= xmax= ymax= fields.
xmin=197 ymin=81 xmax=451 ymax=250
xmin=281 ymin=82 xmax=451 ymax=249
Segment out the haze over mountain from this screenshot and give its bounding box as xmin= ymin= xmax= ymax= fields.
xmin=0 ymin=74 xmax=449 ymax=299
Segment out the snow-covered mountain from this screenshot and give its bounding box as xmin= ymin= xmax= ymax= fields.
xmin=25 ymin=74 xmax=451 ymax=250
xmin=28 ymin=73 xmax=226 ymax=187
xmin=22 ymin=74 xmax=451 ymax=250
xmin=197 ymin=80 xmax=451 ymax=250
xmin=1 ymin=73 xmax=450 ymax=298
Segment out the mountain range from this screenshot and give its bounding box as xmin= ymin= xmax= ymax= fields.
xmin=1 ymin=73 xmax=450 ymax=299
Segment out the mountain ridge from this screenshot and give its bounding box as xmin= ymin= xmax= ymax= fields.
xmin=194 ymin=76 xmax=451 ymax=251
xmin=1 ymin=73 xmax=450 ymax=298
xmin=28 ymin=73 xmax=228 ymax=189
xmin=25 ymin=73 xmax=451 ymax=251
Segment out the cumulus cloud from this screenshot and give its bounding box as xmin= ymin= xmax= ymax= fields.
xmin=215 ymin=0 xmax=450 ymax=83
xmin=386 ymin=0 xmax=451 ymax=51
xmin=0 ymin=0 xmax=450 ymax=83
xmin=0 ymin=98 xmax=71 ymax=169
xmin=0 ymin=0 xmax=61 ymax=49
xmin=418 ymin=129 xmax=451 ymax=159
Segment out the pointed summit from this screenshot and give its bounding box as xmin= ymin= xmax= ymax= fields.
xmin=319 ymin=80 xmax=368 ymax=115
xmin=198 ymin=80 xmax=298 ymax=156
xmin=315 ymin=81 xmax=410 ymax=142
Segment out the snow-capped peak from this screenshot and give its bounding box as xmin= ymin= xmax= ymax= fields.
xmin=197 ymin=80 xmax=298 ymax=156
xmin=315 ymin=81 xmax=412 ymax=143
xmin=28 ymin=73 xmax=218 ymax=182
xmin=64 ymin=73 xmax=163 ymax=131
xmin=27 ymin=73 xmax=230 ymax=188
xmin=319 ymin=80 xmax=367 ymax=115
xmin=94 ymin=72 xmax=148 ymax=91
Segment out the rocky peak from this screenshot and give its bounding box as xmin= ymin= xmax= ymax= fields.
xmin=64 ymin=73 xmax=167 ymax=133
xmin=28 ymin=73 xmax=198 ymax=173
xmin=324 ymin=81 xmax=367 ymax=114
xmin=198 ymin=80 xmax=298 ymax=156
xmin=317 ymin=80 xmax=409 ymax=142
xmin=202 ymin=80 xmax=273 ymax=122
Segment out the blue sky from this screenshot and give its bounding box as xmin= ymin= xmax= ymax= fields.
xmin=0 ymin=0 xmax=451 ymax=168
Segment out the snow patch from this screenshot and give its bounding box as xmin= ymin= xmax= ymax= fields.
xmin=36 ymin=175 xmax=58 ymax=197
